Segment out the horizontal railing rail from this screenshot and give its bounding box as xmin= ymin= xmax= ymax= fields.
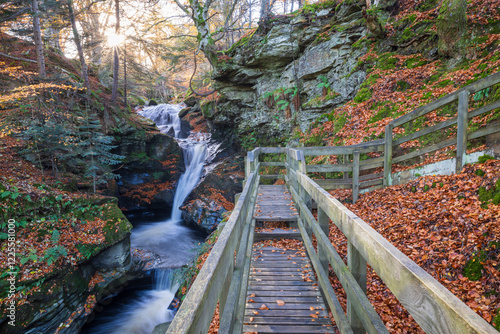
xmin=286 ymin=150 xmax=497 ymax=333
xmin=384 ymin=71 xmax=500 ymax=185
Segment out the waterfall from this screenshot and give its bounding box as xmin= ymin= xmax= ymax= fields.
xmin=131 ymin=104 xmax=207 ymax=267
xmin=86 ymin=105 xmax=209 ymax=334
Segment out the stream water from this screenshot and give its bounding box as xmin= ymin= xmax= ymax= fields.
xmin=82 ymin=104 xmax=215 ymax=334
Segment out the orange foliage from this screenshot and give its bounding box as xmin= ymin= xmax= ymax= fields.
xmin=328 ymin=159 xmax=500 ymax=331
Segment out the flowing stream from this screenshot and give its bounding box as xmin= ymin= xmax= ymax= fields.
xmin=83 ymin=104 xmax=214 ymax=334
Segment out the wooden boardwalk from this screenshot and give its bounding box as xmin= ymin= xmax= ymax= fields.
xmin=253 ymin=185 xmax=299 ymax=222
xmin=244 ymin=246 xmax=335 ymax=334
xmin=246 ymin=185 xmax=334 ymax=333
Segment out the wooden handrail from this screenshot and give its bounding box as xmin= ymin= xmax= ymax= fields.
xmin=289 ymin=168 xmax=497 ymax=334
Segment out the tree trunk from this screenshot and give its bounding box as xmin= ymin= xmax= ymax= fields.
xmin=111 ymin=0 xmax=120 ymax=103
xmin=31 ymin=0 xmax=46 ymax=78
xmin=248 ymin=0 xmax=252 ymax=27
xmin=67 ymin=0 xmax=90 ymax=92
xmin=260 ymin=0 xmax=270 ymax=22
xmin=436 ymin=0 xmax=467 ymax=58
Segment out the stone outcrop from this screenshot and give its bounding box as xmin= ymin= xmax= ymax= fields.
xmin=206 ymin=1 xmax=368 ymax=142
xmin=113 ymin=116 xmax=183 ymax=210
xmin=2 ymin=198 xmax=133 ymax=334
xmin=182 ymin=156 xmax=245 ymax=233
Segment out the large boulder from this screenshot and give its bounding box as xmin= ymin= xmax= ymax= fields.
xmin=182 ymin=156 xmax=244 ymax=233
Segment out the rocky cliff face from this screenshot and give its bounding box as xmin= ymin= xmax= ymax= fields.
xmin=206 ymin=2 xmax=368 ymax=144
xmin=110 ymin=115 xmax=183 ymax=211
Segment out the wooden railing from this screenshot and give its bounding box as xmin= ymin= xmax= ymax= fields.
xmin=286 ymin=148 xmax=497 ymax=333
xmin=384 ymin=71 xmax=500 ymax=186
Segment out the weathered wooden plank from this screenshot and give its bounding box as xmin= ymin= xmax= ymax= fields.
xmin=464 ymin=71 xmax=500 ymax=94
xmin=245 ymin=308 xmax=327 ymax=316
xmin=468 ymin=98 xmax=500 ymax=119
xmin=251 ymin=263 xmax=306 ymax=269
xmin=259 ymin=174 xmax=286 ymax=179
xmin=248 ymin=280 xmax=315 ymax=286
xmin=391 ymin=94 xmax=458 ymax=127
xmin=233 ymin=218 xmax=257 ymax=334
xmin=392 ymin=137 xmax=456 ymax=164
xmin=260 ymin=147 xmax=288 ymax=154
xmin=296 ymin=171 xmax=498 ymax=334
xmin=353 ymin=151 xmax=360 ymax=203
xmin=301 ymin=146 xmax=355 ymax=156
xmin=243 ymin=324 xmax=335 ymax=333
xmin=247 ymin=296 xmax=323 ymax=303
xmin=248 ymin=285 xmax=318 ymax=291
xmin=348 ymin=240 xmax=368 ymax=334
xmin=297 ymin=218 xmax=354 ymax=334
xmin=261 ymin=161 xmax=287 ymax=167
xmin=245 ymin=290 xmax=321 ymax=297
xmin=359 ymin=157 xmax=385 ymax=171
xmin=249 ymin=276 xmax=311 ymax=282
xmin=384 ymin=124 xmax=393 ymax=187
xmin=244 ymin=316 xmax=331 ymax=325
xmin=306 ymin=163 xmax=352 ymax=173
xmin=219 ymin=181 xmax=260 ymax=334
xmin=245 ymin=302 xmax=325 ymax=309
xmin=393 ymin=116 xmax=458 ymax=146
xmin=469 ymin=123 xmax=500 ymax=140
xmin=251 ymin=271 xmax=310 ymax=276
xmin=390 ymin=72 xmax=500 ymax=128
xmin=359 ymin=178 xmax=383 ymax=189
xmin=255 ymin=232 xmax=302 ymax=241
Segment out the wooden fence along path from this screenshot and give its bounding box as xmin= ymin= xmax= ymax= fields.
xmin=165 ymin=72 xmax=500 ymax=334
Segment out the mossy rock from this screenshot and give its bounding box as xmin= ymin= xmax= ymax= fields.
xmin=100 ymin=202 xmax=132 ymax=245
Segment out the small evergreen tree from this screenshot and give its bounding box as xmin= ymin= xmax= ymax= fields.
xmin=78 ymin=108 xmax=124 ymax=193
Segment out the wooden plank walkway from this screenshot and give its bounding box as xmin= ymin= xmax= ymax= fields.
xmin=253 ymin=185 xmax=299 ymax=222
xmin=243 ymin=246 xmax=335 ymax=334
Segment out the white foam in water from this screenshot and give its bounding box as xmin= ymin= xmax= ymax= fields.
xmin=92 ymin=270 xmax=179 ymax=334
xmin=88 ymin=105 xmax=215 ymax=333
xmin=88 ymin=104 xmax=210 ymax=333
xmin=132 ymin=104 xmax=208 ymax=266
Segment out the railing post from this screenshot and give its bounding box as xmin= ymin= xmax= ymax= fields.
xmin=347 ymin=241 xmax=367 ymax=334
xmin=245 ymin=152 xmax=253 ymax=178
xmin=456 ymin=90 xmax=469 ymax=173
xmin=383 ymin=124 xmax=393 ymax=187
xmin=343 ymin=154 xmax=348 ymax=180
xmin=297 ymin=150 xmax=312 ymax=209
xmin=352 ymin=150 xmax=360 ymax=203
xmin=317 ymin=207 xmax=329 ymax=273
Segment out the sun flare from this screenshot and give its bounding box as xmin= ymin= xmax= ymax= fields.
xmin=106 ymin=32 xmax=125 ymax=47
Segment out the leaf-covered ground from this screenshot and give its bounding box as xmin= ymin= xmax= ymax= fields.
xmin=328 ymin=159 xmax=500 ymax=332
xmin=0 ymin=136 xmax=131 ymax=322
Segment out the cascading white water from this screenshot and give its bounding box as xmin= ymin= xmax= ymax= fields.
xmin=91 ymin=104 xmax=209 ymax=334
xmin=139 ymin=104 xmax=181 ymax=137
xmin=132 ymin=104 xmax=208 ymax=266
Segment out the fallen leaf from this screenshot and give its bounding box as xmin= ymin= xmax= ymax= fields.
xmin=276 ymin=300 xmax=285 ymax=306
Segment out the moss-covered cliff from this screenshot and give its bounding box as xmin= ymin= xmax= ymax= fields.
xmin=201 ymin=0 xmax=499 ymax=151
